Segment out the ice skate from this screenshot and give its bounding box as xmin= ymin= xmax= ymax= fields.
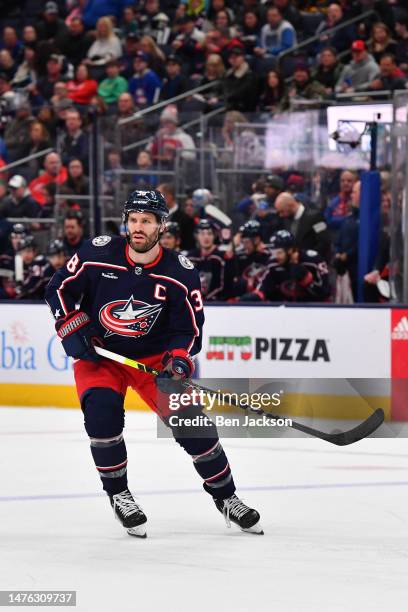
xmin=110 ymin=489 xmax=147 ymax=538
xmin=214 ymin=494 xmax=264 ymax=535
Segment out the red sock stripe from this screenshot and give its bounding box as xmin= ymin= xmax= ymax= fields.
xmin=192 ymin=441 xmax=219 ymax=461
xmin=205 ymin=462 xmax=230 ymax=483
xmin=96 ymin=460 xmax=128 ymax=472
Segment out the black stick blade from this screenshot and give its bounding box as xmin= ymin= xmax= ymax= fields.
xmin=324 ymin=408 xmax=385 ymax=446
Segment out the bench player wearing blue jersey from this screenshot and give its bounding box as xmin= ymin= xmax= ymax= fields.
xmin=45 ymin=190 xmax=263 ymax=537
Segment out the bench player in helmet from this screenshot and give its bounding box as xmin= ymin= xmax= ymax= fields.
xmin=159 ymin=221 xmax=181 ymax=251
xmin=231 ymin=220 xmax=272 ymax=297
xmin=0 ymin=223 xmax=28 ymax=298
xmin=45 ymin=189 xmax=263 ymax=537
xmin=186 ymin=219 xmax=227 ymax=301
xmin=244 ymin=230 xmax=331 ymax=302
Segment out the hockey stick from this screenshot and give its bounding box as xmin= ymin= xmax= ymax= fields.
xmin=94 ymin=346 xmax=385 ymax=446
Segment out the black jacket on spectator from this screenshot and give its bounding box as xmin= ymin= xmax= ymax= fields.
xmin=160 ymin=74 xmax=188 ymax=101
xmin=167 ymin=206 xmax=195 ymax=250
xmin=55 ymin=31 xmax=94 ymax=67
xmin=59 ymin=131 xmax=89 ymax=170
xmin=312 ymin=63 xmax=343 ymax=91
xmin=223 ymin=62 xmax=258 ymax=112
xmin=35 ymin=17 xmax=67 ymax=42
xmin=0 ymin=194 xmax=40 ymax=219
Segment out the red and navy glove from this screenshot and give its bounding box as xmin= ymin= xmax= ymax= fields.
xmin=55 ymin=310 xmax=102 ymax=362
xmin=156 ymin=350 xmax=194 ymax=395
xmin=160 ymin=349 xmax=194 ymax=379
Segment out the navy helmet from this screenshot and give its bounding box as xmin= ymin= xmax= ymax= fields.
xmin=17 ymin=235 xmax=36 ymax=252
xmin=270 ymin=230 xmax=296 ymax=250
xmin=122 ymin=190 xmax=169 ymax=224
xmin=195 ymin=218 xmax=215 ymax=233
xmin=10 ymin=223 xmax=27 ymax=238
xmin=47 ymin=239 xmax=65 ymax=256
xmin=163 ymin=221 xmax=180 ymax=237
xmin=241 ymin=219 xmax=261 ymax=239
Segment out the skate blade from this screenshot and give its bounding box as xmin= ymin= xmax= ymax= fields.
xmin=127 ymin=525 xmax=147 ymax=538
xmin=241 ymin=522 xmax=264 ymax=535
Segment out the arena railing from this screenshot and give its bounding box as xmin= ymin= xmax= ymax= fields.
xmin=277 ymin=8 xmax=377 ymax=67
xmin=0 ymin=148 xmax=53 ymax=175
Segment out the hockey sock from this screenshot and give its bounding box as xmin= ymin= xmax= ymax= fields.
xmin=89 ymin=433 xmax=128 ymax=496
xmin=191 ymin=440 xmax=236 ymax=499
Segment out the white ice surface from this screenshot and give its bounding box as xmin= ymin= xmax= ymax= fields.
xmin=0 ymin=408 xmax=407 ymax=612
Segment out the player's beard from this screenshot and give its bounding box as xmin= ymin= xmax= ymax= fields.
xmin=129 ymin=228 xmax=161 ymax=253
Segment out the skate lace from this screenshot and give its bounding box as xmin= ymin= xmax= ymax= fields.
xmin=113 ymin=490 xmax=142 ymax=519
xmin=223 ymin=495 xmax=249 ymax=528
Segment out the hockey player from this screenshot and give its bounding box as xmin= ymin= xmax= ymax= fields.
xmin=244 ymin=230 xmax=331 ymax=302
xmin=46 ymin=239 xmax=67 ymax=272
xmin=45 ymin=190 xmax=262 ymax=537
xmin=16 ymin=236 xmax=51 ymax=300
xmin=159 ymin=221 xmax=181 ymax=251
xmin=186 ymin=219 xmax=227 ymax=301
xmin=231 ymin=220 xmax=271 ymax=297
xmin=0 ymin=224 xmax=28 ymax=299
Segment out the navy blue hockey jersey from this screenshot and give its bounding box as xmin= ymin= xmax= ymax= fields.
xmin=45 ymin=236 xmax=204 ymax=359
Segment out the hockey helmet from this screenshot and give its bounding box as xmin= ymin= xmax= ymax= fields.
xmin=17 ymin=235 xmax=36 ymax=252
xmin=163 ymin=221 xmax=180 ymax=238
xmin=47 ymin=239 xmax=65 ymax=256
xmin=10 ymin=223 xmax=27 ymax=238
xmin=194 ymin=219 xmax=215 ymax=233
xmin=241 ymin=219 xmax=262 ymax=239
xmin=122 ymin=190 xmax=169 ymax=224
xmin=192 ymin=188 xmax=213 ymax=208
xmin=270 ymin=230 xmax=296 ymax=250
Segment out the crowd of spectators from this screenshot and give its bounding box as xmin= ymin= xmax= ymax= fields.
xmin=0 ymin=0 xmax=406 ymax=304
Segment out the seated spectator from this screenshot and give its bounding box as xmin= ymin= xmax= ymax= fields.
xmin=202 ymin=28 xmax=231 ymax=67
xmin=139 ymin=35 xmax=167 ymax=78
xmin=147 ymin=104 xmax=196 ymax=166
xmin=150 ymin=12 xmax=172 ymax=47
xmin=254 ymin=7 xmax=297 ymax=58
xmin=129 ymin=51 xmax=162 ymax=107
xmin=368 ymin=54 xmax=407 ymax=93
xmin=103 ymin=92 xmax=145 ymax=165
xmin=334 ymin=180 xmax=360 ymax=301
xmin=120 ymin=6 xmax=140 ymax=39
xmin=213 ymin=10 xmax=238 ymax=38
xmin=85 ymin=16 xmax=122 ymax=77
xmin=0 ymin=73 xmax=17 ymax=114
xmin=55 ymin=17 xmax=94 ymax=68
xmin=274 ymin=191 xmax=331 ymax=259
xmin=3 ymin=99 xmax=34 ymax=162
xmin=133 ymin=151 xmax=158 ymax=189
xmin=22 ymin=121 xmax=52 ymax=181
xmin=0 ymin=27 xmax=23 ymax=62
xmin=12 ymin=45 xmax=39 ymax=91
xmin=61 ymin=158 xmax=90 ymax=198
xmin=315 ymin=3 xmax=355 ymax=54
xmin=239 ymin=10 xmax=261 ymax=56
xmin=0 ymin=50 xmax=16 ymax=82
xmin=313 ymin=47 xmax=343 ymax=95
xmin=324 ymin=170 xmax=356 ymax=231
xmin=98 ymin=60 xmax=128 ymax=107
xmin=158 ymin=182 xmax=195 ymax=250
xmin=199 ymin=53 xmax=225 ymax=109
xmin=50 ymin=81 xmax=71 ymax=111
xmin=103 ymin=148 xmax=123 ymax=197
xmin=273 ymin=0 xmax=302 ymax=31
xmin=37 ymin=54 xmax=65 ymax=102
xmin=159 ymin=55 xmax=188 ymax=101
xmin=395 ymin=13 xmax=408 ymax=74
xmin=67 ymin=63 xmax=98 ymax=106
xmin=22 ymin=26 xmax=37 ymax=46
xmin=63 ymin=210 xmax=85 ymax=257
xmin=29 ymin=152 xmax=68 ymax=205
xmin=121 ymin=32 xmax=141 ymax=79
xmin=288 ymin=63 xmax=327 ymax=103
xmin=336 ymin=40 xmax=379 ymax=93
xmin=59 ymin=109 xmax=89 ymax=169
xmin=35 ymin=2 xmax=68 ymax=43
xmin=258 ymin=69 xmax=288 ymax=113
xmin=223 ymin=46 xmax=258 ymax=112
xmin=170 ymin=15 xmax=206 ymax=74
xmin=0 ymin=176 xmax=40 ymax=219
xmin=368 ymin=22 xmax=397 ymax=65
xmin=207 ymin=0 xmax=234 ymax=24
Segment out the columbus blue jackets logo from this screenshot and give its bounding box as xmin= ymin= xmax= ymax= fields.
xmin=99 ymin=296 xmax=162 ymax=338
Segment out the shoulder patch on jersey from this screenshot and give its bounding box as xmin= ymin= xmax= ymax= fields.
xmin=92 ymin=235 xmax=112 ymax=247
xmin=178 ymin=254 xmax=194 ymax=270
xmin=306 ymin=250 xmax=318 ymax=257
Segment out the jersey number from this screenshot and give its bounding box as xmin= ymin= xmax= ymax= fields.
xmin=66 ymin=253 xmax=80 ymax=274
xmin=190 ymin=289 xmax=203 ymax=311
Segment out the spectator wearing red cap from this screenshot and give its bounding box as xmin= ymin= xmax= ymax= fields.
xmin=129 ymin=51 xmax=162 ymax=107
xmin=336 ymin=40 xmax=379 ymax=93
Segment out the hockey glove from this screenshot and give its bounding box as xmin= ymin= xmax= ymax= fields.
xmin=156 ymin=350 xmax=194 ymax=395
xmin=55 ymin=310 xmax=102 ymax=362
